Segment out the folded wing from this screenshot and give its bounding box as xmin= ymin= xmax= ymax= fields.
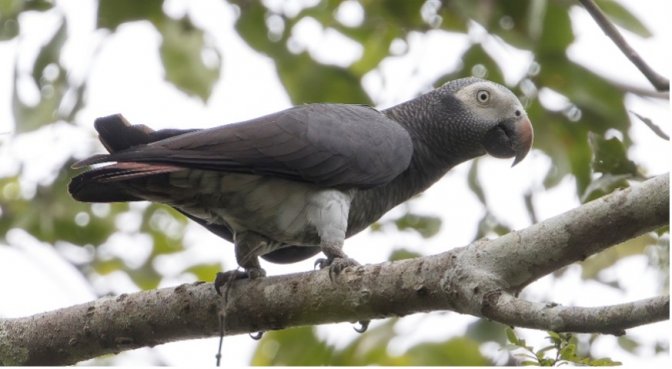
xmin=75 ymin=104 xmax=414 ymax=189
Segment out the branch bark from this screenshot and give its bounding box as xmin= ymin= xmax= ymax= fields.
xmin=578 ymin=0 xmax=670 ymax=91
xmin=482 ymin=294 xmax=669 ymax=336
xmin=0 ymin=174 xmax=668 ymax=365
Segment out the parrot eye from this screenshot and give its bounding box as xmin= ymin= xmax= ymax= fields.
xmin=477 ymin=90 xmax=490 ymax=104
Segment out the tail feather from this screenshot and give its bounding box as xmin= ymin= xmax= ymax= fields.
xmin=90 ymin=162 xmax=183 ymax=182
xmin=70 ymin=114 xmax=197 ymax=202
xmin=93 ymin=114 xmax=198 ymax=153
xmin=69 ymin=170 xmax=139 ymax=202
xmin=94 ymin=114 xmax=154 ymax=153
xmin=69 ymin=163 xmax=183 ymax=202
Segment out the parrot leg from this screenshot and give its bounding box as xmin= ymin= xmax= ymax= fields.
xmin=314 ymin=241 xmax=360 ymax=280
xmin=309 ymin=192 xmax=359 ymax=278
xmin=214 ymin=231 xmax=268 ymax=295
xmin=313 ymin=242 xmax=370 ymax=334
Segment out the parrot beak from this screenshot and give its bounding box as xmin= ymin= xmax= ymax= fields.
xmin=511 ymin=116 xmax=533 ymax=167
xmin=482 ymin=115 xmax=534 ymax=166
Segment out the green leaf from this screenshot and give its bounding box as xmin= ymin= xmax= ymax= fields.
xmin=588 ymin=357 xmax=623 ymax=366
xmin=588 ymin=133 xmax=638 ymax=176
xmin=93 ymin=257 xmax=125 ymax=275
xmin=536 ymin=1 xmax=573 ymax=56
xmin=616 ymin=335 xmax=641 ymax=354
xmin=97 ymin=0 xmax=164 ymax=30
xmin=159 ymin=16 xmax=221 ymax=102
xmin=13 ymin=17 xmax=68 ymax=133
xmin=393 ymin=213 xmax=442 ymax=238
xmin=349 ymin=25 xmax=396 ymax=75
xmin=251 ymin=326 xmax=335 ymax=365
xmin=128 ymin=262 xmax=163 ymax=290
xmin=558 ymin=342 xmax=577 ymax=361
xmin=183 ymin=263 xmax=222 ymax=282
xmin=524 ymin=104 xmax=584 ymax=191
xmin=536 ymin=344 xmax=557 ymax=355
xmin=0 ymin=0 xmax=21 ymax=40
xmin=379 ymin=1 xmax=426 ymax=29
xmin=581 ymin=173 xmax=631 ymax=203
xmin=276 ymin=53 xmax=371 ymax=104
xmin=405 ymin=337 xmax=491 ymax=366
xmin=475 ymin=213 xmax=512 ymax=239
xmin=534 ymin=58 xmax=632 ymax=195
xmin=594 ymin=0 xmax=652 ymax=38
xmin=546 ymin=330 xmax=562 ymax=345
xmin=483 ymin=1 xmax=536 ymax=49
xmin=232 ymin=0 xmax=277 ymax=55
xmin=506 ymin=327 xmax=521 ymax=346
xmin=1 ymin=0 xmax=54 ymax=40
xmin=32 ymin=19 xmax=67 ymax=86
xmin=141 ymin=204 xmax=187 ymax=255
xmin=0 ymin=163 xmax=126 ymax=245
xmin=387 ymin=248 xmax=422 ymax=261
xmin=465 ymin=319 xmax=508 ymax=344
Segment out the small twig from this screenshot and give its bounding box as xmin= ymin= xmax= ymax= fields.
xmin=630 ymin=111 xmax=670 ymax=141
xmin=523 ymin=191 xmax=538 ymax=224
xmin=578 ymin=0 xmax=669 ymax=92
xmin=611 ymin=81 xmax=669 ymax=99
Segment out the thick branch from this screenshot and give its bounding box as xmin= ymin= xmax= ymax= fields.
xmin=578 ymin=0 xmax=669 ymax=91
xmin=469 ymin=174 xmax=669 ymax=292
xmin=0 ymin=175 xmax=668 ymax=365
xmin=0 ymin=283 xmax=221 ymax=365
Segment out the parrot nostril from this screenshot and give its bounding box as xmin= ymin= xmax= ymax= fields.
xmin=515 ymin=109 xmax=522 ymax=117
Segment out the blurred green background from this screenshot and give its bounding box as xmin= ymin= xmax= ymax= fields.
xmin=0 ymin=0 xmax=668 ymax=365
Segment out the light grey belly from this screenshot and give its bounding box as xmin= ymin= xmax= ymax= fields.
xmin=153 ymin=170 xmax=352 ymax=246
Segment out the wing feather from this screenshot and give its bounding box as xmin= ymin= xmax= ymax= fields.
xmin=80 ymin=104 xmax=414 ymax=188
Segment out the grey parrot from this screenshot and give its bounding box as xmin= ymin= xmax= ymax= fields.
xmin=69 ymin=77 xmax=533 ymax=290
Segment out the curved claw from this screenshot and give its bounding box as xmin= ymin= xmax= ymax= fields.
xmin=249 ymin=331 xmax=265 ymax=340
xmin=353 ymin=320 xmax=370 ymax=333
xmin=314 ymin=257 xmax=361 ymax=280
xmin=214 ymin=268 xmax=267 ymax=296
xmin=214 ymin=270 xmax=248 ymax=296
xmin=327 ymin=257 xmax=360 ymax=280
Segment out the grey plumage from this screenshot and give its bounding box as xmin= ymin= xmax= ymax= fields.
xmin=69 ymin=77 xmax=533 ymax=278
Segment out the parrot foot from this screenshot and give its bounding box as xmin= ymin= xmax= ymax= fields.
xmin=214 ymin=267 xmax=266 ymax=296
xmin=314 ymin=256 xmax=359 ymax=280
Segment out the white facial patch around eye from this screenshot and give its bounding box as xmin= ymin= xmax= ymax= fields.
xmin=454 ymin=82 xmax=522 ymax=123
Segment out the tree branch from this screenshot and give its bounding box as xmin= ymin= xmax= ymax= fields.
xmin=578 ymin=0 xmax=670 ymax=91
xmin=482 ymin=293 xmax=669 ymax=335
xmin=0 ymin=174 xmax=668 ymax=365
xmin=462 ymin=174 xmax=669 ymax=292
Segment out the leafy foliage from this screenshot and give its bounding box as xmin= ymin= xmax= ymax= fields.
xmin=506 ymin=328 xmax=622 ymax=366
xmin=158 ymin=16 xmax=221 ymax=102
xmin=252 ymin=321 xmax=491 ymax=365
